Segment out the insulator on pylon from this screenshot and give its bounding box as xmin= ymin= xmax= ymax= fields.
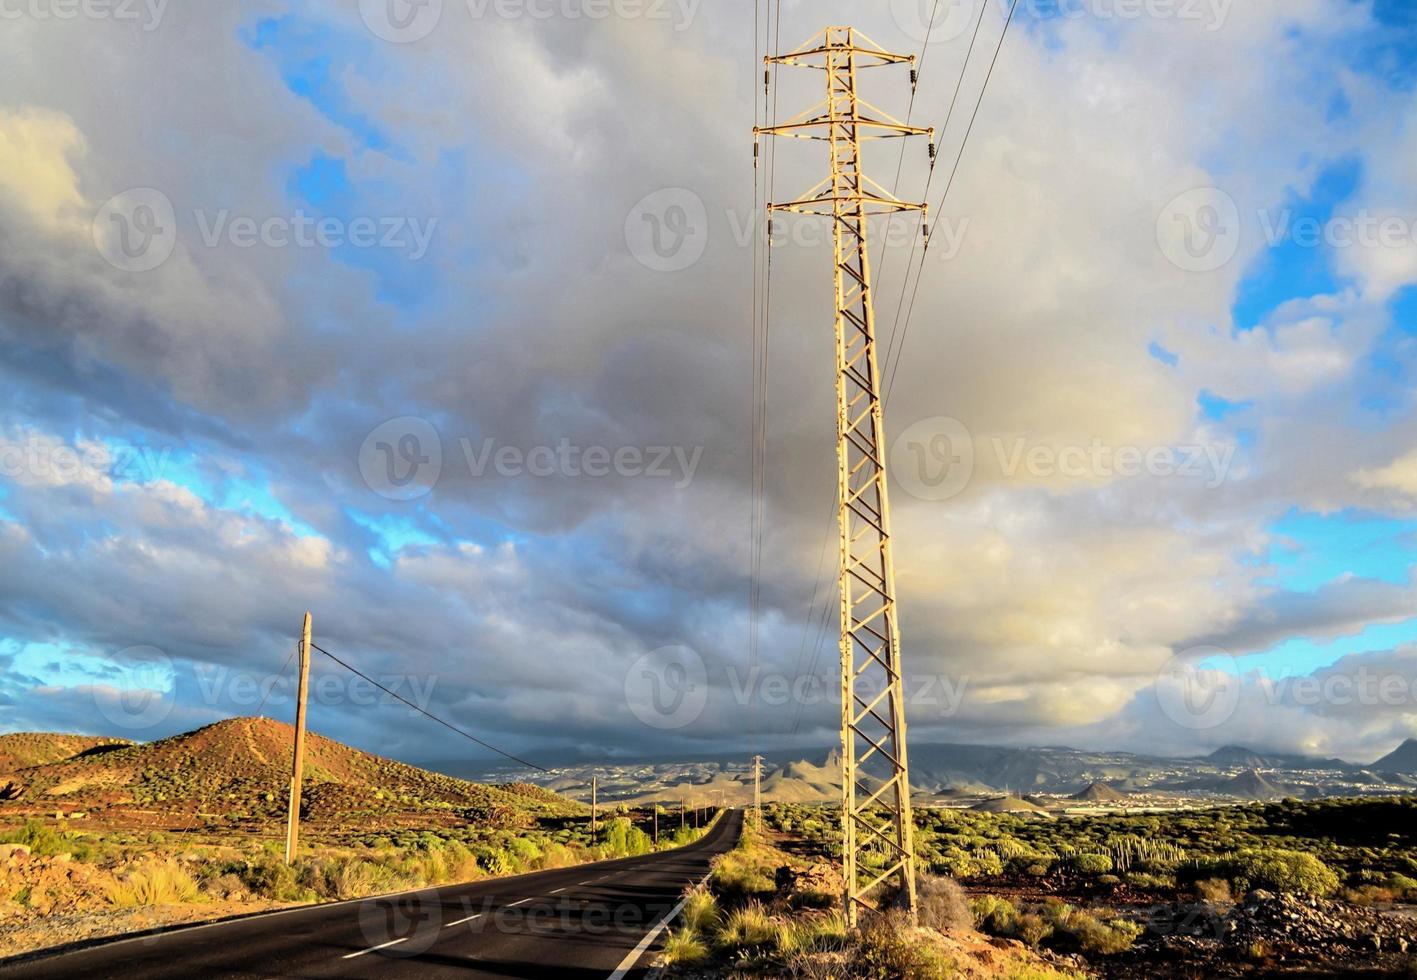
xmin=753 ymin=138 xmax=759 ymax=168
xmin=909 ymin=69 xmax=918 ymax=88
xmin=767 ymin=218 xmax=774 ymax=237
xmin=921 ymin=222 xmax=930 ymax=241
xmin=928 ymin=141 xmax=937 ymax=160
xmin=764 ymin=68 xmax=770 ymax=92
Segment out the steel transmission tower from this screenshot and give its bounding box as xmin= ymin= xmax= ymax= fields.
xmin=755 ymin=26 xmax=930 ymax=924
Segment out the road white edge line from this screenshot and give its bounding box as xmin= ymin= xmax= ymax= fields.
xmin=549 ymin=887 xmax=565 ymax=894
xmin=605 ymin=872 xmax=709 ymax=980
xmin=445 ymin=913 xmax=483 ymax=927
xmin=342 ymin=937 xmax=408 ymax=959
xmin=507 ymin=897 xmax=531 ymax=907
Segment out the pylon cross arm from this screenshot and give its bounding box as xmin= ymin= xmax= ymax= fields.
xmin=767 ymin=195 xmax=926 ymax=216
xmin=766 ymin=46 xmax=913 ymax=69
xmin=756 ymin=118 xmax=932 ymax=140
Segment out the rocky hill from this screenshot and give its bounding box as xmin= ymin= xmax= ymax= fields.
xmin=0 ymin=734 xmax=131 ymax=775
xmin=971 ymin=795 xmax=1052 ymax=816
xmin=1069 ymin=780 xmax=1125 ymax=802
xmin=0 ymin=717 xmax=581 ymax=830
xmin=1372 ymin=738 xmax=1417 ymax=773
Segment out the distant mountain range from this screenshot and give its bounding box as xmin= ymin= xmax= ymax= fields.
xmin=523 ymin=737 xmax=1417 ymax=807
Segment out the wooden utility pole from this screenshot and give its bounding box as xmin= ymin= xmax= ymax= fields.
xmin=653 ymin=805 xmax=659 ymax=848
xmin=591 ymin=775 xmax=598 ymax=835
xmin=680 ymin=797 xmax=685 ymax=832
xmin=752 ymin=754 xmax=764 ymax=828
xmin=284 ymin=612 xmax=312 ymax=865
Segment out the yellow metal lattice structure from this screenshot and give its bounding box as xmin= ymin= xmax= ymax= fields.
xmin=755 ymin=26 xmax=928 ymax=925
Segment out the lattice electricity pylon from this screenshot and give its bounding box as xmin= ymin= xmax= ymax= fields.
xmin=754 ymin=26 xmax=930 ymax=926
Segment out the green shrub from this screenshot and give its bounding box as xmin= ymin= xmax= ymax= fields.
xmin=776 ymin=911 xmax=848 ymax=955
xmin=1 ymin=821 xmax=70 ymax=858
xmin=472 ymin=845 xmax=511 ymax=876
xmin=662 ymin=926 xmax=709 ymax=966
xmin=323 ymin=858 xmax=403 ymax=899
xmin=971 ymin=895 xmax=1018 ymax=934
xmin=682 ymin=885 xmax=720 ymax=933
xmin=232 ymin=857 xmax=311 ymax=902
xmin=506 ymin=837 xmax=542 ymax=868
xmin=1072 ymin=853 xmax=1113 ymax=875
xmin=105 ymin=859 xmax=200 ymax=907
xmin=720 ymin=902 xmax=777 ymax=949
xmin=1016 ymin=912 xmax=1054 ymax=948
xmin=710 ymin=846 xmax=777 ymax=900
xmin=603 ymin=818 xmax=652 ymax=858
xmin=1072 ymin=913 xmax=1141 ymax=955
xmin=855 ymin=914 xmax=952 ymax=980
xmin=970 ymin=849 xmax=1004 ymax=877
xmin=1045 ymin=904 xmax=1141 ymax=955
xmin=1229 ymin=849 xmax=1340 ymax=897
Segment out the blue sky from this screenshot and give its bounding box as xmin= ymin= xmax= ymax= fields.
xmin=0 ymin=1 xmax=1415 ymax=769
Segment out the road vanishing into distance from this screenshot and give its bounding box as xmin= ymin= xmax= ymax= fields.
xmin=0 ymin=809 xmax=744 ymax=980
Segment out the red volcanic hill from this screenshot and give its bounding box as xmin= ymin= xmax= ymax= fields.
xmin=0 ymin=717 xmax=578 ymax=826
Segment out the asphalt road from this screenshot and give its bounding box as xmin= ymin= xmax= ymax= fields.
xmin=0 ymin=809 xmax=743 ymax=980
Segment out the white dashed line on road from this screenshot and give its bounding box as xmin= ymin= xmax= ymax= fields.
xmin=342 ymin=937 xmax=408 ymax=959
xmin=445 ymin=913 xmax=482 ymax=927
xmin=507 ymin=897 xmax=531 ymax=907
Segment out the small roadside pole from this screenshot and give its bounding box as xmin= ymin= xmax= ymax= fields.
xmin=653 ymin=804 xmax=659 ymax=848
xmin=752 ymin=754 xmax=764 ymax=828
xmin=284 ymin=612 xmax=312 ymax=865
xmin=590 ymin=775 xmax=598 ymax=836
xmin=680 ymin=797 xmax=685 ymax=832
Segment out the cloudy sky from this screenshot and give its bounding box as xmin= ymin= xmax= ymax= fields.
xmin=2 ymin=0 xmax=1416 ymax=775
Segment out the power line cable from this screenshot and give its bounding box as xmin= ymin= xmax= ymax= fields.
xmin=881 ymin=0 xmax=991 ymax=375
xmin=309 ymin=642 xmax=548 ymax=773
xmin=873 ymin=0 xmax=942 ymax=282
xmin=749 ymin=0 xmax=781 ymax=682
xmin=257 ymin=642 xmax=299 ymax=720
xmin=885 ymin=0 xmax=1021 ymax=407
